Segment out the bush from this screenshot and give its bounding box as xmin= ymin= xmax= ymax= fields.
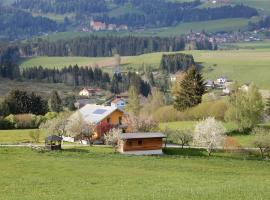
xmin=153 ymin=100 xmax=228 ymax=123
xmin=153 ymin=106 xmax=188 ymax=122
xmin=45 ymin=112 xmax=58 ymax=120
xmin=29 ymin=130 xmax=41 ymax=143
xmin=0 ymin=117 xmax=14 ymax=129
xmin=4 ymin=114 xmax=46 ymax=129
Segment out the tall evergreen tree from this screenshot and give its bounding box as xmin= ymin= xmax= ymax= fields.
xmin=174 ymin=66 xmax=205 ymax=111
xmin=48 ymin=90 xmax=63 ymax=113
xmin=265 ymin=97 xmax=270 ymax=116
xmin=126 ymin=85 xmax=141 ymax=115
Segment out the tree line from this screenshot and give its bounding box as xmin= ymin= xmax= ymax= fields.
xmin=0 ymin=45 xmax=20 ymax=79
xmin=21 ymin=65 xmax=111 ymax=88
xmin=99 ymin=4 xmax=257 ymax=27
xmin=19 ymin=36 xmax=187 ymax=57
xmin=110 ymin=72 xmax=151 ymax=97
xmin=160 ymin=53 xmax=195 ymax=74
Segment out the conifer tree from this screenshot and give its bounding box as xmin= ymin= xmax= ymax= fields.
xmin=48 ymin=91 xmax=63 ymax=113
xmin=266 ymin=97 xmax=270 ymax=116
xmin=174 ymin=66 xmax=205 ymax=111
xmin=126 ymin=85 xmax=141 ymax=115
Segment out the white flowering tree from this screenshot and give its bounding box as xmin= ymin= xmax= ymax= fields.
xmin=104 ymin=128 xmax=122 ymax=152
xmin=193 ymin=117 xmax=226 ymax=156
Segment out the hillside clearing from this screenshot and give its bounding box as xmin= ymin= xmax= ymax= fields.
xmin=19 ymin=48 xmax=270 ymax=89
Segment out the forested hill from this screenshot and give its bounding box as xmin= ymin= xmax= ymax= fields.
xmin=13 ymin=0 xmax=257 ymax=28
xmin=19 ymin=35 xmax=215 ymax=57
xmin=0 ymin=0 xmax=261 ymax=41
xmin=0 ymin=6 xmax=61 ymax=41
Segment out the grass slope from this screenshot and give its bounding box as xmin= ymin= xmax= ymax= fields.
xmin=19 ymin=47 xmax=270 ymax=89
xmin=0 ymin=147 xmax=269 ymax=200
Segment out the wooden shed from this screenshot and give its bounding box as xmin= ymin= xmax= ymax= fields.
xmin=118 ymin=133 xmax=166 ymax=155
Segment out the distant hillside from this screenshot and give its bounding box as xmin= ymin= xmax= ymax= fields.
xmin=0 ymin=0 xmax=265 ymax=41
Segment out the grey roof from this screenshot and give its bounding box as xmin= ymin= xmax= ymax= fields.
xmin=120 ymin=132 xmax=166 ymax=140
xmin=45 ymin=135 xmax=62 ymax=142
xmin=70 ymin=104 xmax=123 ymax=124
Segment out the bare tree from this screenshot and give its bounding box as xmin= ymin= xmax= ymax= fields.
xmin=252 ymin=128 xmax=270 ymax=159
xmin=40 ymin=112 xmax=71 ymax=136
xmin=104 ymin=128 xmax=122 ymax=152
xmin=66 ymin=113 xmax=95 ymax=145
xmin=170 ymin=129 xmax=193 ymax=148
xmin=193 ymin=117 xmax=226 ymax=156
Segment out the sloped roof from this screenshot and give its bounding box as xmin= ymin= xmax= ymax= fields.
xmin=120 ymin=133 xmax=166 ymax=140
xmin=71 ymin=104 xmax=123 ymax=124
xmin=45 ymin=135 xmax=62 ymax=142
xmin=111 ymin=98 xmax=125 ymax=104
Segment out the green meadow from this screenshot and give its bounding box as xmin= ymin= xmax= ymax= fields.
xmin=0 ymin=129 xmax=46 ymax=144
xmin=159 ymin=121 xmax=257 ymax=148
xmin=19 ymin=47 xmax=270 ymax=89
xmin=0 ymin=147 xmax=269 ymax=200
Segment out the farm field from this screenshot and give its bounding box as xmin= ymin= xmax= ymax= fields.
xmin=19 ymin=48 xmax=270 ymax=89
xmin=0 ymin=78 xmax=77 ymax=98
xmin=0 ymin=147 xmax=269 ymax=200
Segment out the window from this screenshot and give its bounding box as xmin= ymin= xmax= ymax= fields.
xmin=107 ymin=117 xmax=111 ymax=124
xmin=138 ymin=140 xmax=143 ymax=145
xmin=119 ymin=116 xmax=122 ymax=125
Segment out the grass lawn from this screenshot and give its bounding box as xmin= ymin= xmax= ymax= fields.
xmin=0 ymin=129 xmax=46 ymax=144
xmin=0 ymin=147 xmax=269 ymax=200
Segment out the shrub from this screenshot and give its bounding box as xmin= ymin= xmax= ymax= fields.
xmin=0 ymin=117 xmax=14 ymax=129
xmin=4 ymin=114 xmax=46 ymax=129
xmin=252 ymin=127 xmax=270 ymax=159
xmin=29 ymin=130 xmax=41 ymax=143
xmin=45 ymin=112 xmax=58 ymax=120
xmin=153 ymin=106 xmax=188 ymax=122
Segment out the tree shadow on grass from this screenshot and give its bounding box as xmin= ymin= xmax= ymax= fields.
xmin=163 ymin=148 xmax=207 ymax=157
xmin=62 ymin=148 xmax=91 ymax=153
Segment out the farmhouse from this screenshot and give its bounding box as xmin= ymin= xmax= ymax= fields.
xmin=118 ymin=132 xmax=166 ymax=155
xmin=90 ymin=20 xmax=106 ymax=31
xmin=79 ymin=88 xmax=102 ymax=97
xmin=70 ymin=104 xmax=125 ymax=139
xmin=111 ymin=98 xmax=126 ymax=110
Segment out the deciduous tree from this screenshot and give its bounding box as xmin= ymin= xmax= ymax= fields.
xmin=193 ymin=117 xmax=226 ymax=156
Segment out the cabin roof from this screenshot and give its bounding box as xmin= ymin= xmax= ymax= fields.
xmin=71 ymin=104 xmax=123 ymax=124
xmin=120 ymin=132 xmax=166 ymax=140
xmin=45 ymin=135 xmax=62 ymax=142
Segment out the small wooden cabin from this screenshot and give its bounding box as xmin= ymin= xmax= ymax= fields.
xmin=118 ymin=133 xmax=166 ymax=155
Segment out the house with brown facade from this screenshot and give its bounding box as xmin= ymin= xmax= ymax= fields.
xmin=69 ymin=104 xmax=125 ymax=140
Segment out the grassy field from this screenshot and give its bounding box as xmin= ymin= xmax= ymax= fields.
xmin=0 ymin=78 xmax=78 ymax=98
xmin=159 ymin=121 xmax=261 ymax=148
xmin=0 ymin=147 xmax=269 ymax=200
xmin=19 ymin=57 xmax=111 ymax=69
xmin=0 ymin=129 xmax=46 ymax=144
xmin=139 ymin=18 xmax=255 ymax=37
xmin=19 ymin=47 xmax=270 ymax=89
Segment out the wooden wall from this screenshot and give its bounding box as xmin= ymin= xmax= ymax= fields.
xmin=121 ymin=138 xmax=163 ymax=152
